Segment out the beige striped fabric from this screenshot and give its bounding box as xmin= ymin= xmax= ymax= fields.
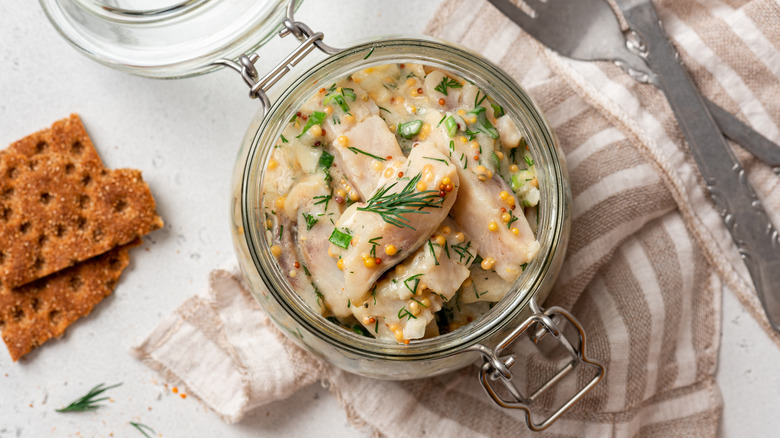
xmin=132 ymin=0 xmax=779 ymax=436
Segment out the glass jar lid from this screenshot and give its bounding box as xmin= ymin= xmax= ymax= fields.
xmin=39 ymin=0 xmax=298 ymax=78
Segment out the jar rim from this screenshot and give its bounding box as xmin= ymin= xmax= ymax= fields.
xmin=239 ymin=37 xmax=569 ymax=360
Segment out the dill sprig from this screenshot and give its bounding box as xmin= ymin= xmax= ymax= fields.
xmin=56 ymin=383 xmax=122 ymax=412
xmin=347 ymin=146 xmax=387 ymax=161
xmin=357 ymin=173 xmax=443 ymax=229
xmin=130 ymin=421 xmax=156 ymax=438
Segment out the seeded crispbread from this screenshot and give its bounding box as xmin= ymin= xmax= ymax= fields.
xmin=2 ymin=114 xmax=103 ymax=166
xmin=0 ymin=152 xmax=163 ymax=289
xmin=0 ymin=239 xmax=140 ymax=361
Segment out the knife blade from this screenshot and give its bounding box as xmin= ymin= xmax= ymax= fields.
xmin=613 ymin=0 xmax=780 ymax=330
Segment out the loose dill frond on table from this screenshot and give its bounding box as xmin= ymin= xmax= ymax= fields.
xmin=130 ymin=421 xmax=156 ymax=438
xmin=357 ymin=173 xmax=443 ymax=229
xmin=56 ymin=382 xmax=122 ymax=412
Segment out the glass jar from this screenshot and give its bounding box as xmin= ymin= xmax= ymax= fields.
xmin=42 ymin=0 xmax=604 ymax=430
xmin=229 ymin=33 xmax=603 ymax=429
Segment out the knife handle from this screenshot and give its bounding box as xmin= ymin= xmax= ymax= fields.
xmin=617 ymin=0 xmax=780 ymax=330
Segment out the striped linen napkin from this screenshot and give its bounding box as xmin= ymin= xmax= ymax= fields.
xmin=132 ymin=0 xmax=780 ymax=436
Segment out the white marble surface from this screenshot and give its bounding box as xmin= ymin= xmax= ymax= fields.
xmin=0 ymin=1 xmax=778 ymax=437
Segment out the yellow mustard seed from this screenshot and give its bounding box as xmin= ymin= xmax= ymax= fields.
xmin=309 ymin=125 xmax=322 ymax=137
xmin=405 ymin=78 xmax=416 ymax=87
xmin=421 ymin=123 xmax=432 ymax=135
xmin=496 ymin=151 xmax=504 ymax=160
xmin=441 ymin=176 xmax=451 ymax=186
xmin=511 ymin=227 xmax=520 ymax=236
xmin=488 ymin=221 xmax=498 ymax=232
xmin=501 ymin=212 xmax=511 ymax=223
xmin=388 ymin=323 xmax=399 ymax=332
xmin=274 ymin=196 xmax=286 ymax=209
xmin=434 ymin=235 xmax=446 ymax=246
xmin=530 ymin=177 xmax=539 ymax=188
xmin=362 ymin=254 xmax=377 ymax=269
xmin=410 ymin=89 xmax=419 ymax=97
xmin=270 ymin=245 xmax=282 ymax=258
xmin=336 ymin=188 xmax=347 ymax=198
xmin=289 ymin=270 xmax=297 ymax=278
xmin=384 ymin=244 xmax=397 ymax=256
xmin=409 ymin=301 xmax=420 ymax=314
xmin=440 ymin=225 xmax=451 ymax=235
xmin=372 ymin=161 xmax=384 ymax=172
xmin=457 ymin=109 xmax=466 ymax=116
xmin=471 ymin=141 xmax=480 ymax=150
xmin=416 ymin=181 xmax=427 ymax=192
xmin=458 ymin=136 xmax=467 ymax=144
xmin=463 ymin=277 xmax=473 ymax=287
xmin=344 ymin=114 xmax=355 ymax=123
xmin=455 ymin=232 xmax=465 ymax=243
xmin=481 ymin=257 xmax=496 ymax=270
xmin=510 ymin=164 xmax=519 ymax=172
xmin=326 ymin=106 xmax=333 ymax=115
xmin=394 ymin=329 xmax=405 ymax=342
xmin=384 ymin=167 xmax=394 ymax=178
xmin=349 ymin=191 xmax=360 ymax=201
xmin=499 ymin=191 xmax=509 ymax=200
xmin=476 ymin=165 xmax=487 ymax=174
xmin=268 ymin=159 xmax=278 ymax=170
xmin=337 ymin=259 xmax=345 ymax=270
xmin=337 ymin=135 xmax=349 ymax=147
xmin=421 ymin=298 xmax=431 ymax=307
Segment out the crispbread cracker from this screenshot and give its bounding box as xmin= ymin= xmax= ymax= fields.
xmin=0 ymin=152 xmax=163 ymax=289
xmin=0 ymin=239 xmax=140 ymax=361
xmin=2 ymin=114 xmax=102 ymax=166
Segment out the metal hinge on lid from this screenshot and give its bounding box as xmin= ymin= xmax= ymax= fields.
xmin=212 ymin=0 xmax=341 ymax=116
xmin=466 ymin=298 xmax=606 ymax=431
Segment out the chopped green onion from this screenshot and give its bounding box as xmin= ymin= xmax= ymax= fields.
xmin=397 ymin=120 xmax=423 ymax=139
xmin=491 ymin=102 xmax=505 ymax=118
xmin=329 ymin=228 xmax=353 ymax=249
xmin=444 ymin=116 xmax=458 ymax=137
xmin=318 ymin=150 xmax=334 ymax=169
xmin=296 ymin=111 xmax=327 ymax=138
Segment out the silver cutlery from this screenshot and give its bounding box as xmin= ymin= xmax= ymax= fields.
xmin=489 ymin=0 xmax=780 ymax=332
xmin=488 ymin=0 xmax=780 ymax=168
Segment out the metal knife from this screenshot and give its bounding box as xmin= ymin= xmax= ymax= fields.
xmin=613 ymin=0 xmax=780 ymax=331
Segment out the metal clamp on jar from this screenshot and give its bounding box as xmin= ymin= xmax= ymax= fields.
xmin=41 ymin=0 xmax=605 ymax=430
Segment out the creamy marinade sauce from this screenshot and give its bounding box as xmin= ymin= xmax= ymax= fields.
xmin=262 ymin=63 xmax=540 ymax=343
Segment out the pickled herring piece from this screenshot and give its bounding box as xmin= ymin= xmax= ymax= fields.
xmin=351 ymin=220 xmax=477 ymax=342
xmin=430 ymin=116 xmax=540 ymax=283
xmin=327 ymin=115 xmax=405 ymax=200
xmin=283 ymin=174 xmax=350 ymax=317
xmin=331 ymin=142 xmax=459 ymax=305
